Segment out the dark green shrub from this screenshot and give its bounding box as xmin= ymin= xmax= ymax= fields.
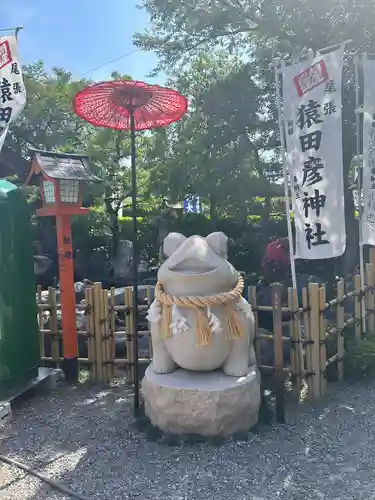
xmin=344 ymin=333 xmax=375 ymax=379
xmin=118 ymin=217 xmax=159 ymax=262
xmin=69 ymin=209 xmax=341 ymax=285
xmin=71 ymin=208 xmax=110 ymax=253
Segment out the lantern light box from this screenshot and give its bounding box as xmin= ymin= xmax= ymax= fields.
xmin=25 ymin=150 xmax=99 ymax=216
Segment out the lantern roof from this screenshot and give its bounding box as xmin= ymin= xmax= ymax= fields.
xmin=24 ymin=149 xmax=100 ymax=186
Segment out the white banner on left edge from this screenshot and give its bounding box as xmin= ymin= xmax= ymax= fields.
xmin=0 ymin=35 xmax=27 ymax=153
xmin=282 ymin=45 xmax=346 ymax=259
xmin=0 ymin=125 xmax=8 ymax=152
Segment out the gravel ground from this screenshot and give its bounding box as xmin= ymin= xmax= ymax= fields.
xmin=1 ymin=378 xmax=375 ymax=500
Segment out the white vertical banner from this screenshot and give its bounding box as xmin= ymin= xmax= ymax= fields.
xmin=0 ymin=35 xmax=26 ymax=153
xmin=282 ymin=46 xmax=346 ymax=259
xmin=361 ymin=54 xmax=375 ymax=246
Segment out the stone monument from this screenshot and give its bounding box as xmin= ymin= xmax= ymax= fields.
xmin=113 ymin=239 xmax=133 ymax=281
xmin=142 ymin=231 xmax=260 ymax=437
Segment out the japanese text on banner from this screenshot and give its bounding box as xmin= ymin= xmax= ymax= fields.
xmin=0 ymin=36 xmax=26 ymax=152
xmin=282 ymin=46 xmax=346 ymax=259
xmin=361 ymin=55 xmax=375 ymax=246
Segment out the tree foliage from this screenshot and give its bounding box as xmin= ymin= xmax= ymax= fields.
xmin=6 ymin=61 xmax=90 ymax=155
xmin=147 ymin=52 xmax=282 ymax=219
xmin=133 ymin=0 xmax=375 ymax=276
xmin=4 ymin=63 xmax=154 ymax=257
xmin=3 ymin=22 xmax=317 ymax=275
xmin=134 ymin=0 xmax=375 ymax=72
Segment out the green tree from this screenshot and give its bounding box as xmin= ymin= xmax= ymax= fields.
xmin=134 ymin=0 xmax=375 ymax=71
xmin=147 ymin=52 xmax=282 ymax=220
xmin=6 ymin=61 xmax=91 ymax=156
xmin=5 ymin=63 xmax=156 ymax=258
xmin=135 ymin=0 xmax=375 ymax=276
xmin=87 ymin=126 xmax=153 ymax=258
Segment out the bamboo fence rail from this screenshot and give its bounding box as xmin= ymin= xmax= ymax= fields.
xmin=36 ymin=262 xmax=375 ymax=404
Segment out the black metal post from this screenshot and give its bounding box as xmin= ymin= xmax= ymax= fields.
xmin=130 ymin=110 xmax=140 ymax=413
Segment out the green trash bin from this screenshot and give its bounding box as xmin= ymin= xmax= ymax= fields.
xmin=0 ymin=180 xmax=40 ymax=397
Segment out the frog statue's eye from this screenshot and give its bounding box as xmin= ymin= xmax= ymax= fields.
xmin=205 ymin=232 xmax=228 ymax=259
xmin=163 ymin=232 xmax=187 ymax=258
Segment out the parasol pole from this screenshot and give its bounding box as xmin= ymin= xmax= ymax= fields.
xmin=72 ymin=80 xmax=187 ymax=415
xmin=130 ymin=108 xmax=140 ymax=413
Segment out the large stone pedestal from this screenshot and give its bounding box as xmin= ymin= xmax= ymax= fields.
xmin=141 ymin=365 xmax=261 ymax=437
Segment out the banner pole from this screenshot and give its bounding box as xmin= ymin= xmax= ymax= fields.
xmin=0 ymin=26 xmax=23 ymax=39
xmin=279 ymin=39 xmax=352 ymax=67
xmin=354 ymin=53 xmax=366 ymax=334
xmin=274 ymin=62 xmax=298 ymax=290
xmin=0 ymin=26 xmax=23 ymax=32
xmin=316 ymin=39 xmax=353 ymax=56
xmin=274 ymin=61 xmax=306 ymax=377
xmin=15 ymin=27 xmax=23 ymax=40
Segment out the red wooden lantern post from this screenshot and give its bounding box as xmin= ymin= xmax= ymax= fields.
xmin=25 ymin=150 xmax=100 ymax=382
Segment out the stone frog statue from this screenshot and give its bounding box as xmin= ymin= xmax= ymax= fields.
xmin=146 ymin=231 xmax=257 ymax=377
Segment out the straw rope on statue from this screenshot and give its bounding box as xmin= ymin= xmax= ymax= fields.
xmin=149 ymin=276 xmax=245 ymax=346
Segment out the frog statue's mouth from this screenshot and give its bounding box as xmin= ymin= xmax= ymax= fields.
xmin=168 ymin=257 xmax=217 ymax=275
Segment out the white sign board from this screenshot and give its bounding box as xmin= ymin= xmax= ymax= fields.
xmin=282 ymin=46 xmax=346 ymax=259
xmin=361 ymin=54 xmax=375 ymax=246
xmin=0 ymin=36 xmax=27 ymax=152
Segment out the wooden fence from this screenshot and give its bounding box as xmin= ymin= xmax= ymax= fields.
xmin=37 ymin=262 xmax=375 ymax=402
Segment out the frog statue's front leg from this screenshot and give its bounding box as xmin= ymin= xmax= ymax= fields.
xmin=222 ymin=298 xmax=256 ymax=377
xmin=147 ymin=300 xmax=177 ymax=374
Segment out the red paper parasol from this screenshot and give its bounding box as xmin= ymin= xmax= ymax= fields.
xmin=73 ymin=80 xmax=187 ymax=130
xmin=73 ymin=80 xmax=187 ymax=412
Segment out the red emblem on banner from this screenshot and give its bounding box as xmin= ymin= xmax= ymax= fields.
xmin=0 ymin=40 xmax=12 ymax=71
xmin=293 ymin=60 xmax=328 ymax=97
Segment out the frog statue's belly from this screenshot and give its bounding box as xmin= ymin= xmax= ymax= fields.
xmin=164 ymin=306 xmax=233 ymax=371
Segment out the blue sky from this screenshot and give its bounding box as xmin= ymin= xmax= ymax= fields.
xmin=0 ymin=0 xmax=164 ymax=83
